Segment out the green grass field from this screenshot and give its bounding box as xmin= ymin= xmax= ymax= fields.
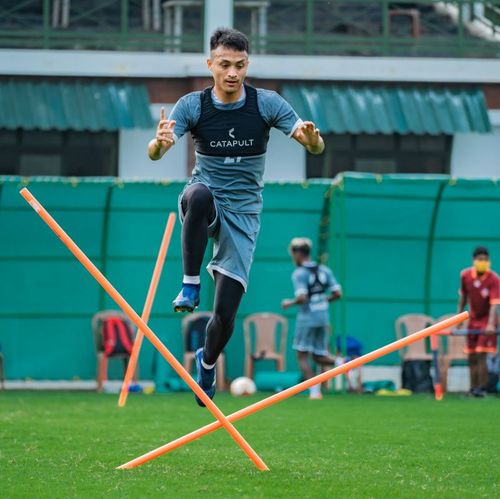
xmin=1 ymin=391 xmax=499 ymax=498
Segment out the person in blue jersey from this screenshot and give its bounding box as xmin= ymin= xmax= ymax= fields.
xmin=282 ymin=238 xmax=341 ymax=399
xmin=148 ymin=28 xmax=325 ymax=407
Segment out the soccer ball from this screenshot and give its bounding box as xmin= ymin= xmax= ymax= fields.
xmin=230 ymin=377 xmax=256 ymax=396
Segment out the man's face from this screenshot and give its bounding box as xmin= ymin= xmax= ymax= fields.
xmin=475 ymin=254 xmax=489 ymax=263
xmin=291 ymin=249 xmax=306 ymax=266
xmin=207 ymin=46 xmax=249 ymax=94
xmin=473 ymin=253 xmax=490 ymax=274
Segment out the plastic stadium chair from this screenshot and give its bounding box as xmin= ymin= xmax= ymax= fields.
xmin=91 ymin=310 xmax=135 ymax=392
xmin=395 ymin=314 xmax=434 ymax=360
xmin=182 ymin=312 xmax=225 ymax=391
xmin=244 ymin=313 xmax=288 ymax=379
xmin=434 ymin=313 xmax=468 ymax=393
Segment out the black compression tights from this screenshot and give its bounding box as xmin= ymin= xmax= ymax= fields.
xmin=181 ymin=183 xmax=216 ymax=276
xmin=181 ymin=184 xmax=243 ymax=364
xmin=203 ymin=272 xmax=244 ymax=365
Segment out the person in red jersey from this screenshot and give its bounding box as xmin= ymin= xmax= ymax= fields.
xmin=458 ymin=246 xmax=499 ymax=397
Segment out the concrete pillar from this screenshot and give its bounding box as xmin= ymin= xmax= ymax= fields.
xmin=204 ymin=0 xmax=233 ymax=55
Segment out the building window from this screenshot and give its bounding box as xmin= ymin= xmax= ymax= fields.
xmin=307 ymin=133 xmax=452 ymax=178
xmin=0 ymin=130 xmax=118 ymax=176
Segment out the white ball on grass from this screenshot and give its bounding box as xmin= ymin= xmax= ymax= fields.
xmin=230 ymin=377 xmax=256 ymax=396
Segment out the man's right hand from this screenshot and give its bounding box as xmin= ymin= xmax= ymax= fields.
xmin=155 ymin=107 xmax=176 ymax=148
xmin=148 ymin=107 xmax=176 ymax=160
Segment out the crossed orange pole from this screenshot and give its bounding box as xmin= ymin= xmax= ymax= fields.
xmin=118 ymin=312 xmax=468 ymax=469
xmin=118 ymin=212 xmax=176 ymax=407
xmin=20 ymin=188 xmax=268 ymax=471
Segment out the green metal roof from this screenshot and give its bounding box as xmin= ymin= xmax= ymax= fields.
xmin=0 ymin=79 xmax=154 ymax=131
xmin=282 ymin=84 xmax=491 ymax=135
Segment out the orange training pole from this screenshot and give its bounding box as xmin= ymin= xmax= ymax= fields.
xmin=20 ymin=188 xmax=268 ymax=472
xmin=118 ymin=212 xmax=176 ymax=407
xmin=430 ymin=334 xmax=443 ymax=401
xmin=118 ymin=311 xmax=468 ymax=469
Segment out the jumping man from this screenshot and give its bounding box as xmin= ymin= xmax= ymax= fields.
xmin=148 ymin=28 xmax=324 ymax=406
xmin=458 ymin=246 xmax=499 ymax=397
xmin=281 ymin=238 xmax=341 ymax=399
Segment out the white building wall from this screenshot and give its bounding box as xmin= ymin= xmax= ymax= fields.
xmin=118 ymin=104 xmax=187 ymax=179
xmin=451 ymin=111 xmax=500 ymax=178
xmin=120 ymin=106 xmax=500 ymax=181
xmin=4 ymin=49 xmax=500 ymax=83
xmin=264 ymin=128 xmax=306 ymax=181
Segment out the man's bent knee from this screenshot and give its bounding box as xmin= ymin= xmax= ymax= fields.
xmin=183 ymin=184 xmax=215 ymax=220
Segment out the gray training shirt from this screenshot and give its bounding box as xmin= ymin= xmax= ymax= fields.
xmin=169 ymin=86 xmax=302 ymax=214
xmin=292 ymin=262 xmax=341 ymax=327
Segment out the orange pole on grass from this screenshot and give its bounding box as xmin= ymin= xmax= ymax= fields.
xmin=20 ymin=188 xmax=268 ymax=472
xmin=118 ymin=311 xmax=468 ymax=470
xmin=118 ymin=212 xmax=176 ymax=407
xmin=430 ymin=334 xmax=443 ymax=401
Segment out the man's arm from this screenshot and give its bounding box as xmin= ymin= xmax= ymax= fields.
xmin=486 ymin=303 xmax=498 ymax=334
xmin=458 ymin=271 xmax=468 ymax=313
xmin=457 ymin=293 xmax=468 ymax=331
xmin=458 ymin=292 xmax=467 ymax=313
xmin=292 ymin=121 xmax=325 ymax=155
xmin=281 ymin=294 xmax=307 ymax=310
xmin=282 ymin=269 xmax=309 ymax=309
xmin=486 ymin=277 xmax=499 ymax=334
xmin=328 ymin=290 xmax=342 ymax=303
xmin=457 ymin=272 xmax=469 ymax=330
xmin=325 ymin=267 xmax=342 ymax=303
xmin=148 ymin=107 xmax=176 ymax=161
xmin=256 ymin=91 xmax=324 ymax=154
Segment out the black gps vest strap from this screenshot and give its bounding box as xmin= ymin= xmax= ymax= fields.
xmin=305 ymin=264 xmax=328 ymax=297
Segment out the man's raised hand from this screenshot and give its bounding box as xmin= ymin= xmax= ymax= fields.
xmin=147 ymin=107 xmax=176 ymax=160
xmin=293 ymin=121 xmax=325 ymax=154
xmin=156 ymin=107 xmax=176 ymax=148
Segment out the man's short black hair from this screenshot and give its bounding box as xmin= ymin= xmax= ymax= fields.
xmin=289 ymin=238 xmax=312 ymax=257
xmin=292 ymin=245 xmax=310 ymax=256
xmin=473 ymin=246 xmax=489 ymax=258
xmin=210 ymin=27 xmax=249 ymax=53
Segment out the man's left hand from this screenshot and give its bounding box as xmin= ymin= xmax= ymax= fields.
xmin=485 ymin=323 xmax=496 ymax=335
xmin=293 ymin=121 xmax=325 ymax=154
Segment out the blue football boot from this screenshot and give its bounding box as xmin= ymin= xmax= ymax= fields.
xmin=194 ymin=347 xmax=216 ymax=407
xmin=172 ymin=283 xmax=200 ymax=313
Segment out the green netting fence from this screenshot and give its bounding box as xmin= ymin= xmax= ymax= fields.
xmin=319 ymin=173 xmax=500 ymax=364
xmin=1 ymin=173 xmax=499 ymax=381
xmin=0 ymin=176 xmax=326 ymax=381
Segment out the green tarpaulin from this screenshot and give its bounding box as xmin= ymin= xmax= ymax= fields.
xmin=282 ymin=84 xmax=491 ymax=134
xmin=0 ymin=79 xmax=154 ymax=131
xmin=1 ymin=174 xmax=500 ymax=379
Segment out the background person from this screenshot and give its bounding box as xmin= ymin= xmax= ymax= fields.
xmin=282 ymin=238 xmax=341 ymax=399
xmin=458 ymin=246 xmax=499 ymax=397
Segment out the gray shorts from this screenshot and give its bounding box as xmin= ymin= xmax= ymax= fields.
xmin=178 ymin=184 xmax=260 ymax=291
xmin=293 ymin=324 xmax=330 ymax=356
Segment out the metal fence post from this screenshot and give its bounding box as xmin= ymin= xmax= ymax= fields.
xmin=121 ymin=0 xmax=129 ymax=50
xmin=458 ymin=0 xmax=465 ymax=57
xmin=43 ymin=0 xmax=50 ymax=48
xmin=382 ymin=0 xmax=389 ymax=56
xmin=306 ymin=0 xmax=314 ymax=54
